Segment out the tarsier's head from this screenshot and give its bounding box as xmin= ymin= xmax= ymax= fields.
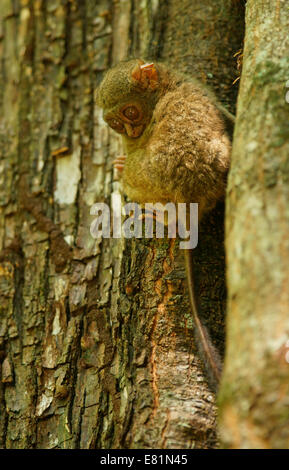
xmin=97 ymin=59 xmax=161 ymax=139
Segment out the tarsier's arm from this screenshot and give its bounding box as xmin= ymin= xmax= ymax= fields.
xmin=98 ymin=59 xmax=231 ymax=391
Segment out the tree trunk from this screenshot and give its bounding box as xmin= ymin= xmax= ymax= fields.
xmin=0 ymin=0 xmax=243 ymax=448
xmin=219 ymin=0 xmax=289 ymax=449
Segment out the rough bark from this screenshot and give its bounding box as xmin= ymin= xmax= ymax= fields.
xmin=0 ymin=0 xmax=243 ymax=448
xmin=219 ymin=0 xmax=289 ymax=449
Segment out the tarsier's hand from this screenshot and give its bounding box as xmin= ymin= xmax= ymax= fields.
xmin=113 ymin=155 xmax=126 ymax=174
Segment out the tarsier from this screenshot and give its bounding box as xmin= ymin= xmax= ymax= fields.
xmin=97 ymin=59 xmax=232 ymax=391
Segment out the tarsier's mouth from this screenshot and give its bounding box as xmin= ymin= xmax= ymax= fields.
xmin=124 ymin=123 xmax=144 ymax=138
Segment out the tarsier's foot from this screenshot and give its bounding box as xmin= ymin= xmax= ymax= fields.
xmin=113 ymin=155 xmax=126 ymax=173
xmin=138 ymin=206 xmax=175 ymax=235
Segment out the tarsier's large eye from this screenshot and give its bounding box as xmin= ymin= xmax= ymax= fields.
xmin=107 ymin=118 xmax=124 ymax=133
xmin=122 ymin=106 xmax=140 ymax=121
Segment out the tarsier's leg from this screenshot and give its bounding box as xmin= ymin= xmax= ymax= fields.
xmin=113 ymin=155 xmax=126 ymax=173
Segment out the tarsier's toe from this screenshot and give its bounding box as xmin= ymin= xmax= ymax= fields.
xmin=113 ymin=155 xmax=127 ymax=173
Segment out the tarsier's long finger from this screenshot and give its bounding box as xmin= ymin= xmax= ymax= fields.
xmin=114 ymin=164 xmax=125 ymax=172
xmin=113 ymin=155 xmax=126 ymax=163
xmin=113 ymin=155 xmax=127 ymax=173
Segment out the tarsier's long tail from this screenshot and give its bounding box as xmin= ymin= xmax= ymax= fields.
xmin=184 ymin=249 xmax=222 ymax=392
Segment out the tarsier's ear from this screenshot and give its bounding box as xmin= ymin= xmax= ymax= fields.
xmin=131 ymin=61 xmax=159 ymax=91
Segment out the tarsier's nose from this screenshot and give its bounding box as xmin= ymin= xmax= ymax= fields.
xmin=124 ymin=123 xmax=143 ymax=138
xmin=124 ymin=123 xmax=135 ymax=137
